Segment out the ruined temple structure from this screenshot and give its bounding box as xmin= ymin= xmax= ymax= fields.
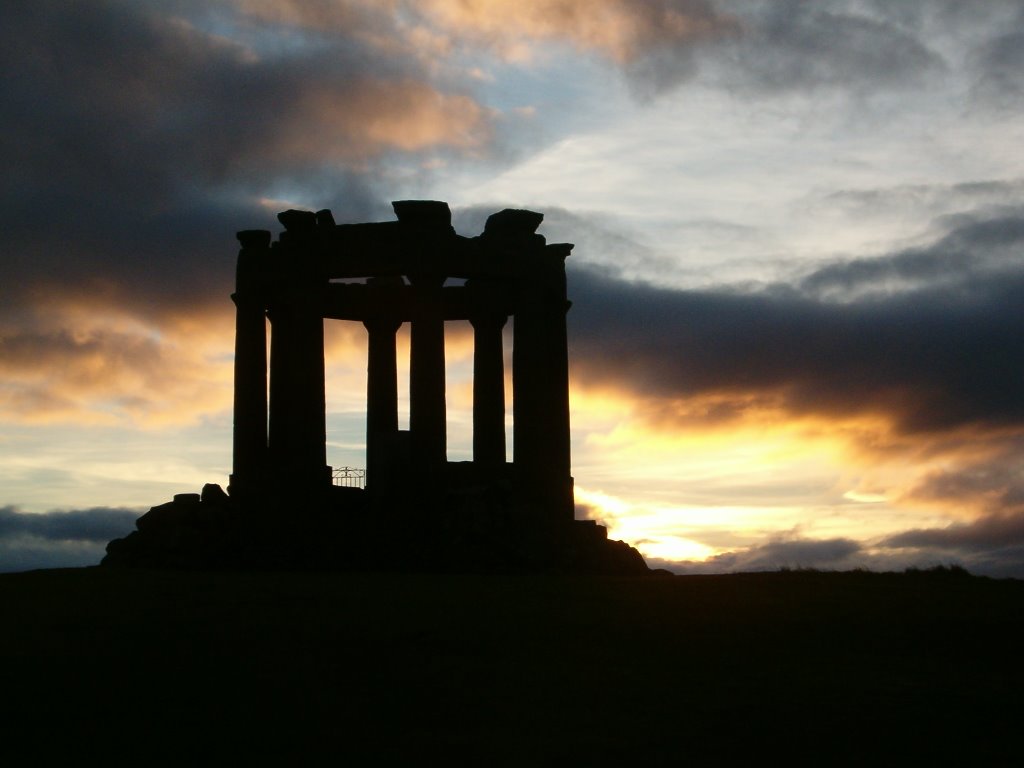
xmin=104 ymin=201 xmax=647 ymax=572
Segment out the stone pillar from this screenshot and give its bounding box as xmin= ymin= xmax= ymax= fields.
xmin=470 ymin=312 xmax=507 ymax=468
xmin=364 ymin=316 xmax=401 ymax=491
xmin=512 ymin=243 xmax=574 ymax=521
xmin=229 ymin=230 xmax=270 ymax=497
xmin=267 ymin=304 xmax=328 ymax=489
xmin=409 ymin=274 xmax=447 ymax=476
xmin=267 ymin=211 xmax=329 ymax=491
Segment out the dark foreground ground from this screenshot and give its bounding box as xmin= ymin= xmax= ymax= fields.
xmin=2 ymin=567 xmax=1022 ymax=764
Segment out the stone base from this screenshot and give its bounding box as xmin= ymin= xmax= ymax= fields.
xmin=102 ymin=483 xmax=649 ymax=574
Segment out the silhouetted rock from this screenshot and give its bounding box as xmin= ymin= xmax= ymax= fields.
xmin=201 ymin=483 xmax=228 ymax=505
xmin=484 ymin=208 xmax=544 ymax=237
xmin=276 ymin=208 xmax=317 ymax=232
xmin=315 ymin=208 xmax=336 ymax=228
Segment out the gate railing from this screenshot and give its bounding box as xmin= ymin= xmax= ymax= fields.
xmin=332 ymin=466 xmax=365 ymax=489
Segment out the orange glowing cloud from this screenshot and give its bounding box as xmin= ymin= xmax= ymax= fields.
xmin=232 ymin=0 xmax=384 ymax=31
xmin=279 ymin=79 xmax=493 ymax=163
xmin=234 ymin=0 xmax=735 ymax=61
xmin=232 ymin=0 xmax=736 ymax=79
xmin=0 ymin=296 xmax=236 ymax=428
xmin=414 ymin=0 xmax=737 ymax=63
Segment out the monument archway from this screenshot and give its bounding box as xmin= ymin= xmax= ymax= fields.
xmin=230 ymin=200 xmax=574 ymax=526
xmin=104 ymin=199 xmax=649 ymax=572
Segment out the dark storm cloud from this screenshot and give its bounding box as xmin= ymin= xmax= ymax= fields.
xmin=972 ymin=30 xmax=1024 ymax=105
xmin=966 ymin=0 xmax=1024 ymax=109
xmin=0 ymin=506 xmax=139 ymax=574
xmin=652 ymin=537 xmax=1007 ymax=577
xmin=567 ymin=209 xmax=1024 ymax=435
xmin=911 ymin=453 xmax=1024 ymax=513
xmin=660 ymin=535 xmax=863 ymax=574
xmin=0 ymin=539 xmax=110 ymax=573
xmin=884 ymin=513 xmax=1024 ymax=554
xmin=820 ymin=179 xmax=1024 ymax=224
xmin=541 ymin=0 xmax=1024 ymax=108
xmin=0 ymin=505 xmax=139 ymax=543
xmin=0 ymin=1 xmax=486 ymax=318
xmin=877 ymin=511 xmax=1024 ymax=578
xmin=797 ymin=210 xmax=1024 ymax=300
xmin=0 ymin=0 xmax=498 ymax=424
xmin=709 ymin=0 xmax=1024 ymax=105
xmin=1 ymin=1 xmax=477 ymax=190
xmin=706 ymin=0 xmax=945 ymax=94
xmin=881 ymin=441 xmax=1024 ymax=564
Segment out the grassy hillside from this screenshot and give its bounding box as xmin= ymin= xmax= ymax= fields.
xmin=2 ymin=567 xmax=1021 ymax=764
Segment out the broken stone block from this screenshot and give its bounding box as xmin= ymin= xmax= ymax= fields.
xmin=201 ymin=483 xmax=228 ymax=505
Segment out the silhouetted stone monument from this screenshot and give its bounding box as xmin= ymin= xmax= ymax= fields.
xmin=104 ymin=201 xmax=647 ymax=572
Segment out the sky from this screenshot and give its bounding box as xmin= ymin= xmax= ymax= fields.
xmin=3 ymin=0 xmax=1024 ymax=576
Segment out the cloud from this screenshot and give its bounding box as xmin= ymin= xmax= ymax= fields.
xmin=229 ymin=0 xmax=1023 ymax=107
xmin=796 ymin=210 xmax=1024 ymax=300
xmin=0 ymin=505 xmax=140 ymax=543
xmin=652 ymin=538 xmax=1010 ymax=576
xmin=230 ymin=0 xmax=387 ymax=34
xmin=883 ymin=513 xmax=1024 ymax=554
xmin=975 ymin=28 xmax=1024 ymax=91
xmin=0 ymin=0 xmax=498 ymax=427
xmin=0 ymin=317 xmax=235 ymax=426
xmin=229 ymin=0 xmax=739 ymax=99
xmin=705 ymin=1 xmax=946 ymax=95
xmin=658 ymin=534 xmax=863 ymax=573
xmin=372 ymin=0 xmax=739 ymax=98
xmin=0 ymin=1 xmax=491 ymax=309
xmin=3 ymin=1 xmax=491 ymax=182
xmin=0 ymin=505 xmax=141 ymax=572
xmin=876 ymin=500 xmax=1024 ymax=579
xmin=410 ymin=0 xmax=736 ymax=62
xmin=967 ymin=1 xmax=1024 ymax=109
xmin=811 ymin=180 xmax=1024 ymax=248
xmin=881 ymin=440 xmax=1024 ymax=563
xmin=2 ymin=0 xmax=1023 ymax=578
xmin=575 ymin=500 xmax=611 ymax=528
xmin=0 ymin=539 xmax=111 ymax=573
xmin=567 ymin=208 xmax=1024 ymax=437
xmin=909 ymin=445 xmax=1024 ymax=515
xmin=821 ymin=179 xmax=1024 ymax=218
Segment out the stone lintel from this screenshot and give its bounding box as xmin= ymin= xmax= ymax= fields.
xmin=322 ymin=282 xmax=513 ymax=323
xmin=392 ymin=199 xmax=452 ymax=230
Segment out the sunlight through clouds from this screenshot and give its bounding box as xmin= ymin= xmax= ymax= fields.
xmin=4 ymin=0 xmax=1024 ymax=573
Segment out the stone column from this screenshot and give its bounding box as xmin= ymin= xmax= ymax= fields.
xmin=364 ymin=316 xmax=401 ymax=491
xmin=470 ymin=312 xmax=507 ymax=468
xmin=512 ymin=244 xmax=574 ymax=521
xmin=409 ymin=274 xmax=447 ymax=476
xmin=267 ymin=212 xmax=329 ymax=492
xmin=267 ymin=304 xmax=328 ymax=489
xmin=229 ymin=230 xmax=270 ymax=498
xmin=267 ymin=307 xmax=292 ymax=476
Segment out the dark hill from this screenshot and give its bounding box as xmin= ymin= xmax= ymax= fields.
xmin=2 ymin=567 xmax=1021 ymax=764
